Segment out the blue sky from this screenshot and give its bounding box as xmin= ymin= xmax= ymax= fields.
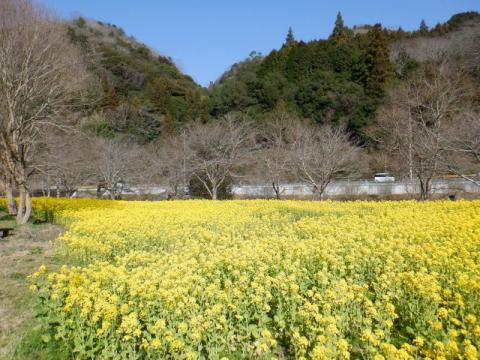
xmin=42 ymin=0 xmax=479 ymax=86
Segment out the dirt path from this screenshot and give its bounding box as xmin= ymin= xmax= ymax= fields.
xmin=0 ymin=223 xmax=63 ymax=359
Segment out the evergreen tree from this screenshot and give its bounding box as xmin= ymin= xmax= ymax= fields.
xmin=285 ymin=27 xmax=295 ymax=44
xmin=419 ymin=19 xmax=428 ymax=33
xmin=330 ymin=12 xmax=348 ymax=41
xmin=365 ymin=24 xmax=391 ymax=98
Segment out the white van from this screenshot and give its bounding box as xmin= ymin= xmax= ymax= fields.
xmin=374 ymin=173 xmax=395 ymax=182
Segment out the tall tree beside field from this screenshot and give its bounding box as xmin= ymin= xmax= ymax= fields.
xmin=257 ymin=108 xmax=299 ymax=199
xmin=149 ymin=133 xmax=191 ymax=198
xmin=374 ymin=62 xmax=465 ymax=200
xmin=291 ymin=123 xmax=358 ymax=199
xmin=445 ymin=109 xmax=480 ymax=185
xmin=90 ymin=138 xmax=145 ymax=200
xmin=39 ymin=133 xmax=95 ymax=198
xmin=186 ymin=114 xmax=253 ymax=200
xmin=0 ymin=161 xmax=17 ymax=215
xmin=0 ymin=0 xmax=89 ymax=223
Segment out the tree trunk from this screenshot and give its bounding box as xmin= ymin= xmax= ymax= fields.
xmin=419 ymin=178 xmax=431 ymax=201
xmin=211 ymin=186 xmax=218 ymax=200
xmin=48 ymin=174 xmax=51 ymax=197
xmin=109 ymin=184 xmax=117 ymax=200
xmin=318 ymin=181 xmax=330 ymax=201
xmin=24 ymin=191 xmax=32 ymax=224
xmin=273 ymin=182 xmax=281 ymax=200
xmin=4 ymin=178 xmax=17 ymax=215
xmin=16 ymin=185 xmax=32 ymax=225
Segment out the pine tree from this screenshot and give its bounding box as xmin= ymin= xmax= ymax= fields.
xmin=419 ymin=19 xmax=428 ymax=33
xmin=365 ymin=24 xmax=391 ymax=98
xmin=330 ymin=11 xmax=348 ymax=41
xmin=285 ymin=27 xmax=295 ymax=44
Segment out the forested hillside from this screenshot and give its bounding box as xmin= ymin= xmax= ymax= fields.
xmin=64 ymin=12 xmax=479 ymax=142
xmin=209 ymin=11 xmax=480 ymax=138
xmin=66 ymin=17 xmax=209 ymax=142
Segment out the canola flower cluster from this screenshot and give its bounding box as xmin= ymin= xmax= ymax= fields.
xmin=25 ymin=198 xmax=480 ymax=359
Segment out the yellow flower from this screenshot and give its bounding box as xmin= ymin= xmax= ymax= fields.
xmin=437 ymin=307 xmax=448 ymax=319
xmin=22 ymin=198 xmax=480 ymax=359
xmin=177 ymin=322 xmax=188 ymax=334
xmin=151 ymin=338 xmax=161 ymax=349
xmin=465 ymin=314 xmax=477 ymax=325
xmin=464 ymin=340 xmax=478 ymax=360
xmin=413 ymin=337 xmax=424 ymax=347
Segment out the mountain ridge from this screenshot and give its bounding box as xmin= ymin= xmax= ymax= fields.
xmin=64 ymin=11 xmax=479 ymax=141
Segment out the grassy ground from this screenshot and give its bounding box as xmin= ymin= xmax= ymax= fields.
xmin=0 ymin=214 xmax=66 ymax=359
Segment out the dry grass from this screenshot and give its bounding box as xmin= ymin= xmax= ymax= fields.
xmin=0 ymin=222 xmax=63 ymax=359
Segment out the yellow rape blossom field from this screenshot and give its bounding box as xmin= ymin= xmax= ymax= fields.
xmin=21 ymin=198 xmax=480 ymax=359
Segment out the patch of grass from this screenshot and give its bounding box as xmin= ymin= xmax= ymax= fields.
xmin=31 ymin=209 xmax=55 ymax=224
xmin=12 ymin=327 xmax=70 ymax=360
xmin=0 ymin=214 xmax=15 ymax=222
xmin=8 ymin=272 xmax=25 ymax=280
xmin=0 ymin=220 xmax=16 ymax=230
xmin=28 ymin=247 xmax=44 ymax=255
xmin=0 ymin=222 xmax=64 ymax=359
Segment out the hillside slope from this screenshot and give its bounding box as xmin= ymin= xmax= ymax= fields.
xmin=66 ymin=17 xmax=208 ymax=142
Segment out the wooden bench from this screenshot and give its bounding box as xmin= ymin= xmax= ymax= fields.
xmin=0 ymin=227 xmax=14 ymax=238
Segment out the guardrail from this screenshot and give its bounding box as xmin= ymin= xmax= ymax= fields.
xmin=18 ymin=178 xmax=480 ymax=199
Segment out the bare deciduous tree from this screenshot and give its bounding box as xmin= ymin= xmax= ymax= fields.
xmin=149 ymin=132 xmax=190 ymax=198
xmin=257 ymin=109 xmax=298 ymax=199
xmin=0 ymin=161 xmax=17 ymax=215
xmin=90 ymin=138 xmax=144 ymax=200
xmin=0 ymin=0 xmax=89 ymax=223
xmin=373 ymin=62 xmax=465 ymax=199
xmin=445 ymin=109 xmax=480 ymax=186
xmin=456 ymin=23 xmax=480 ymax=78
xmin=186 ymin=114 xmax=253 ymax=200
xmin=291 ymin=123 xmax=358 ymax=199
xmin=40 ymin=133 xmax=94 ymax=197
